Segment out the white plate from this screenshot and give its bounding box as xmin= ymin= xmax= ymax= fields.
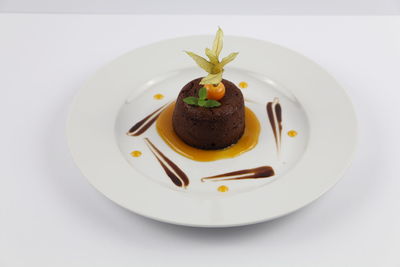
xmin=67 ymin=35 xmax=357 ymax=227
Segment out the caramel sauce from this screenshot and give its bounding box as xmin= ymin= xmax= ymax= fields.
xmin=153 ymin=93 xmax=164 ymax=100
xmin=217 ymin=185 xmax=229 ymax=192
xmin=156 ymin=103 xmax=260 ymax=162
xmin=238 ymin=81 xmax=248 ymax=88
xmin=202 ymin=166 xmax=275 ymax=182
xmin=144 ymin=138 xmax=189 ymax=188
xmin=130 ymin=150 xmax=142 ymax=157
xmin=288 ymin=130 xmax=297 ymax=137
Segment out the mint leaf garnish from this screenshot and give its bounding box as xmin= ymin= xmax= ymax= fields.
xmin=204 ymin=99 xmax=221 ymax=107
xmin=198 ymin=87 xmax=207 ymax=100
xmin=198 ymin=99 xmax=207 ymax=107
xmin=182 ymin=88 xmax=221 ymax=108
xmin=183 ymin=97 xmax=198 ymax=105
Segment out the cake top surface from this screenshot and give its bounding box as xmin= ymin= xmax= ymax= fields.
xmin=177 ymin=78 xmax=244 ymax=120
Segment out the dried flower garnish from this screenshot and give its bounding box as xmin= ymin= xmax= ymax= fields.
xmin=185 ymin=27 xmax=238 ymax=85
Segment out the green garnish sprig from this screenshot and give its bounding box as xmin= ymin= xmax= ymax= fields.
xmin=183 ymin=87 xmax=221 ymax=108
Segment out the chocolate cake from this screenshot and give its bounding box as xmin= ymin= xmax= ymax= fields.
xmin=172 ymin=78 xmax=245 ymax=150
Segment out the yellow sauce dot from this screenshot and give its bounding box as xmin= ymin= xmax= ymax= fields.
xmin=217 ymin=185 xmax=229 ymax=192
xmin=287 ymin=130 xmax=298 ymax=137
xmin=238 ymin=81 xmax=248 ymax=89
xmin=153 ymin=94 xmax=164 ymax=100
xmin=130 ymin=150 xmax=142 ymax=157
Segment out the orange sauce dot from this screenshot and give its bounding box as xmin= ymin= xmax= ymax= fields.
xmin=287 ymin=130 xmax=298 ymax=137
xmin=153 ymin=94 xmax=164 ymax=100
xmin=238 ymin=81 xmax=248 ymax=89
xmin=218 ymin=185 xmax=229 ymax=192
xmin=130 ymin=150 xmax=142 ymax=157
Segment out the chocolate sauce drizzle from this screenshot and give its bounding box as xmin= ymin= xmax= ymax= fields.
xmin=267 ymin=97 xmax=282 ymax=153
xmin=127 ymin=102 xmax=169 ymax=136
xmin=201 ymin=166 xmax=275 ymax=182
xmin=144 ymin=138 xmax=189 ymax=188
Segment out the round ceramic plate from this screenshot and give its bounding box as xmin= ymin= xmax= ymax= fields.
xmin=67 ymin=35 xmax=357 ymax=227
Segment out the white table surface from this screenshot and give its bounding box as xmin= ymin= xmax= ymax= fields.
xmin=2 ymin=0 xmax=400 ymax=15
xmin=1 ymin=14 xmax=399 ymax=267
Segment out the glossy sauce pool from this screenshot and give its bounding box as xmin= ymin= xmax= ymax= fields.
xmin=156 ymin=102 xmax=261 ymax=162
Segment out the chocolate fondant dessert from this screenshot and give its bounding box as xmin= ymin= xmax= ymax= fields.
xmin=173 ymin=78 xmax=245 ymax=149
xmin=171 ymin=27 xmax=244 ymax=150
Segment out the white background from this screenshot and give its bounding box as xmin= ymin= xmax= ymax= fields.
xmin=1 ymin=0 xmax=400 ymax=14
xmin=1 ymin=15 xmax=400 ymax=266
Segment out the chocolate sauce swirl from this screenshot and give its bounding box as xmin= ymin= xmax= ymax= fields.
xmin=127 ymin=102 xmax=169 ymax=136
xmin=201 ymin=166 xmax=275 ymax=182
xmin=267 ymin=97 xmax=282 ymax=153
xmin=144 ymin=138 xmax=189 ymax=188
